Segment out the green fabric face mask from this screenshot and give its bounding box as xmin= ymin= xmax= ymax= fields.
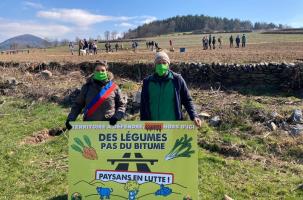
xmin=93 ymin=71 xmax=108 ymax=81
xmin=155 ymin=64 xmax=169 ymax=76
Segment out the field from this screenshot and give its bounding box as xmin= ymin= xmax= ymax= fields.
xmin=0 ymin=32 xmax=303 ymax=64
xmin=1 ymin=32 xmax=303 ymax=200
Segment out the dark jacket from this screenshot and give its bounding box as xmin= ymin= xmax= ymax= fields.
xmin=140 ymin=71 xmax=198 ymax=121
xmin=68 ymin=73 xmax=126 ymax=121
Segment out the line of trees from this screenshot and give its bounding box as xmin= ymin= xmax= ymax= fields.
xmin=124 ymin=15 xmax=288 ymax=39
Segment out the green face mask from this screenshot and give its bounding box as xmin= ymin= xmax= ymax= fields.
xmin=93 ymin=71 xmax=108 ymax=81
xmin=155 ymin=64 xmax=169 ymax=76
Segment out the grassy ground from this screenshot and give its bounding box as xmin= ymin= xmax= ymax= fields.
xmin=1 ymin=95 xmax=303 ymax=200
xmin=143 ymin=32 xmax=303 ymax=48
xmin=0 ymin=97 xmax=68 ymax=200
xmin=199 ymin=150 xmax=303 ymax=199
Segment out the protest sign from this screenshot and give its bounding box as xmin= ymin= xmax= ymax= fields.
xmin=69 ymin=121 xmax=198 ymax=200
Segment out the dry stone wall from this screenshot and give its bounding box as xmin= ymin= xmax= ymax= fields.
xmin=1 ymin=61 xmax=302 ymax=89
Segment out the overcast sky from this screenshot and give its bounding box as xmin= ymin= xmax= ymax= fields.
xmin=0 ymin=0 xmax=302 ymax=42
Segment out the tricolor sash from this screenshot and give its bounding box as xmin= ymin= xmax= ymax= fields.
xmin=84 ymin=81 xmax=117 ymax=117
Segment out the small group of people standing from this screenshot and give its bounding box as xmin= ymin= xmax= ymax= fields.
xmin=202 ymin=35 xmax=222 ymax=50
xmin=146 ymin=41 xmax=159 ymax=51
xmin=65 ymin=51 xmax=202 ymax=130
xmin=229 ymin=34 xmax=247 ymax=48
xmin=105 ymin=42 xmax=112 ymax=52
xmin=201 ymin=33 xmax=247 ymax=49
xmin=105 ymin=42 xmax=123 ymax=52
xmin=78 ymin=39 xmax=98 ymax=55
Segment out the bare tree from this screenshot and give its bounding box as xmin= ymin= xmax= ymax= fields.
xmin=10 ymin=43 xmax=18 ymax=50
xmin=53 ymin=39 xmax=59 ymax=47
xmin=104 ymin=31 xmax=110 ymax=41
xmin=111 ymin=31 xmax=118 ymax=40
xmin=60 ymin=39 xmax=70 ymax=46
xmin=97 ymin=35 xmax=102 ymax=42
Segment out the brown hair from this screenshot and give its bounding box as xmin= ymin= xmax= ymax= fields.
xmin=95 ymin=60 xmax=108 ymax=69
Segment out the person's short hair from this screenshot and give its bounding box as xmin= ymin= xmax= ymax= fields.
xmin=95 ymin=60 xmax=108 ymax=68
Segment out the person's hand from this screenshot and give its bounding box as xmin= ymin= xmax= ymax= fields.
xmin=109 ymin=116 xmax=118 ymax=126
xmin=65 ymin=119 xmax=72 ymax=130
xmin=193 ymin=117 xmax=202 ymax=127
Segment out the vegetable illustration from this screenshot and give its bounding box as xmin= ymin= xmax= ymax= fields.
xmin=124 ymin=181 xmax=139 ymax=200
xmin=71 ymin=136 xmax=98 ymax=160
xmin=124 ymin=180 xmax=139 ymax=192
xmin=165 ymin=134 xmax=195 ymax=160
xmin=83 ymin=135 xmax=92 ymax=147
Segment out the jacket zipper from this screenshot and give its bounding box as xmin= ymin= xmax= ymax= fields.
xmin=158 ymin=82 xmax=163 ymax=120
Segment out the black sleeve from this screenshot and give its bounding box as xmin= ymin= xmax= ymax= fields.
xmin=179 ymin=76 xmax=198 ymax=120
xmin=140 ymin=79 xmax=150 ymax=120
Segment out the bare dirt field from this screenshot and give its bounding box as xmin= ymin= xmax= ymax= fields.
xmin=1 ymin=33 xmax=303 ymax=64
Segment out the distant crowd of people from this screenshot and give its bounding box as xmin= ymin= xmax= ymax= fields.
xmin=202 ymin=34 xmax=246 ymax=50
xmin=67 ymin=33 xmax=248 ymax=55
xmin=69 ymin=39 xmax=141 ymax=55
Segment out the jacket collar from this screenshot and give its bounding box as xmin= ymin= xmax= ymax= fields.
xmin=150 ymin=70 xmax=174 ymax=81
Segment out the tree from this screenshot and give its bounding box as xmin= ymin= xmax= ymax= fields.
xmin=111 ymin=31 xmax=118 ymax=40
xmin=10 ymin=43 xmax=18 ymax=50
xmin=104 ymin=31 xmax=110 ymax=41
xmin=60 ymin=39 xmax=69 ymax=46
xmin=97 ymin=35 xmax=102 ymax=42
xmin=123 ymin=14 xmax=276 ymax=38
xmin=53 ymin=39 xmax=59 ymax=47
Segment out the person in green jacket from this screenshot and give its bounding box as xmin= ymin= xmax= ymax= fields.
xmin=242 ymin=34 xmax=247 ymax=48
xmin=140 ymin=51 xmax=202 ymax=127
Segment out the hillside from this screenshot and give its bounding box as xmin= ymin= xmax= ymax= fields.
xmin=0 ymin=34 xmax=51 ymax=50
xmin=124 ymin=15 xmax=280 ymax=38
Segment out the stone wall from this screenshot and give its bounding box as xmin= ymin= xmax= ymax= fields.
xmin=1 ymin=61 xmax=302 ymax=89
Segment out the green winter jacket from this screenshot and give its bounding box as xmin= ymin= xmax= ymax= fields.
xmin=148 ymin=72 xmax=176 ymax=120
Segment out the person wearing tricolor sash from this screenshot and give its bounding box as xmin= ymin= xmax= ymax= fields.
xmin=65 ymin=61 xmax=126 ymax=130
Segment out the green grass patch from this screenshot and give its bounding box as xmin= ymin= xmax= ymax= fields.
xmin=0 ymin=97 xmax=69 ymax=199
xmin=199 ymin=150 xmax=303 ymax=200
xmin=1 ymin=96 xmax=303 ymax=199
xmin=242 ymin=99 xmax=265 ymax=114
